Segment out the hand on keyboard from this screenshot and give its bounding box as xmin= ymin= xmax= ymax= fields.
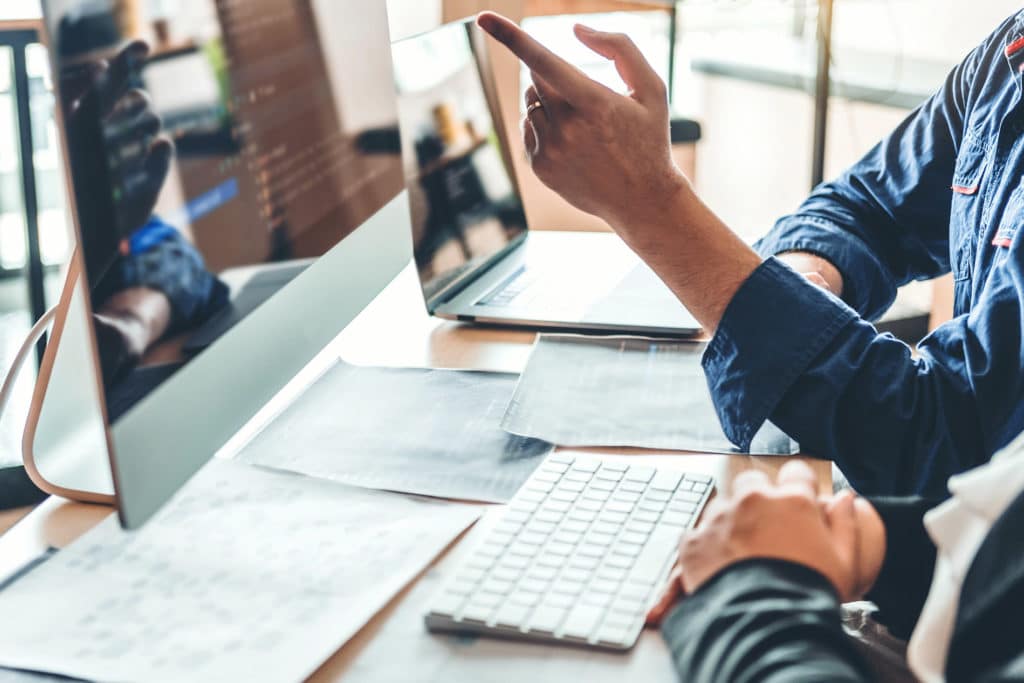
xmin=646 ymin=460 xmax=885 ymax=625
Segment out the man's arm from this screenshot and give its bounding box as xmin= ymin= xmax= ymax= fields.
xmin=478 ymin=13 xmax=1021 ymax=495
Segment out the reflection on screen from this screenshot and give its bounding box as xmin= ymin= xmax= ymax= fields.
xmin=46 ymin=0 xmax=403 ymax=421
xmin=392 ymin=22 xmax=527 ymax=304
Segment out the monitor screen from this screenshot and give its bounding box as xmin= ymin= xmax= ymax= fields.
xmin=45 ymin=0 xmax=405 ymax=421
xmin=392 ymin=21 xmax=528 ymax=307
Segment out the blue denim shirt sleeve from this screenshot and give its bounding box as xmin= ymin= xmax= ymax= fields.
xmin=707 ymin=244 xmax=1024 ymax=497
xmin=755 ymin=39 xmax=986 ymax=322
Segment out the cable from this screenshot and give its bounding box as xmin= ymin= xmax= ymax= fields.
xmin=0 ymin=306 xmax=57 ymax=427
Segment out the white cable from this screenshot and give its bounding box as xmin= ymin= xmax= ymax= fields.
xmin=0 ymin=306 xmax=57 ymax=423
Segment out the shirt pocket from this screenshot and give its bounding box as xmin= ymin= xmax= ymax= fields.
xmin=950 ymin=135 xmax=989 ymax=283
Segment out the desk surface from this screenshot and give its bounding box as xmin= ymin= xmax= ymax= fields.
xmin=0 ymin=262 xmax=830 ymax=683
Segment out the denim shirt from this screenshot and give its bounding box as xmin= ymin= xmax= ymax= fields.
xmin=704 ymin=11 xmax=1024 ymax=496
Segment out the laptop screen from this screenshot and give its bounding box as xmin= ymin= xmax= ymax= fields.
xmin=44 ymin=0 xmax=405 ymax=420
xmin=392 ymin=21 xmax=528 ymax=307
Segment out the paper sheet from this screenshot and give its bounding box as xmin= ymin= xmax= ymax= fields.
xmin=502 ymin=335 xmax=798 ymax=455
xmin=0 ymin=459 xmax=480 ymax=683
xmin=236 ymin=363 xmax=552 ymax=502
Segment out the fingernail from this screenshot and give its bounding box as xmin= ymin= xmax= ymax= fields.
xmin=575 ymin=24 xmax=596 ymax=35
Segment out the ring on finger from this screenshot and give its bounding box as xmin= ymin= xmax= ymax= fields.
xmin=526 ymin=100 xmax=545 ymax=116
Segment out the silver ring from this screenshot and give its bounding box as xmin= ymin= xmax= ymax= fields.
xmin=526 ymin=100 xmax=545 ymax=116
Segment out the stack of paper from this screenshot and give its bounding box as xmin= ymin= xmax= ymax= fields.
xmin=501 ymin=335 xmax=798 ymax=455
xmin=0 ymin=460 xmax=479 ymax=683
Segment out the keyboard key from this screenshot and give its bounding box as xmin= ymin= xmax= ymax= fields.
xmin=509 ymin=590 xmax=542 ymax=606
xmin=551 ymin=579 xmax=585 ymax=596
xmin=518 ymin=531 xmax=549 ymax=546
xmin=543 ymin=500 xmax=572 ymax=513
xmin=534 ymin=470 xmax=561 ymax=484
xmin=606 ymin=500 xmax=635 ymax=514
xmin=593 ymin=521 xmax=621 ymax=536
xmin=589 ymin=479 xmax=617 ymax=492
xmin=562 ymin=519 xmax=590 ymax=534
xmin=582 ymin=487 xmax=612 ymax=502
xmin=625 ymin=520 xmax=655 ymax=535
xmin=577 ymin=542 xmax=606 ymax=558
xmin=638 ymin=499 xmax=667 ymax=514
xmin=597 ymin=623 xmax=634 ymax=648
xmin=624 ymin=466 xmax=655 ymax=483
xmin=527 ymin=480 xmax=555 ymax=494
xmin=568 ymin=508 xmax=598 ymax=524
xmin=527 ymin=565 xmax=558 ymax=582
xmin=618 ymin=481 xmax=646 ymax=494
xmin=619 ymin=530 xmax=649 ymax=546
xmin=481 ymin=578 xmax=515 ymax=595
xmin=674 ymin=491 xmax=703 ymax=504
xmin=553 ymin=530 xmax=583 ymax=546
xmin=595 ymin=467 xmax=624 ymax=481
xmin=551 ymin=489 xmax=580 ymax=503
xmin=687 ymin=473 xmax=713 ymax=484
xmin=535 ymin=510 xmax=564 ymax=524
xmin=429 ymin=592 xmax=466 ymax=617
xmin=462 ymin=602 xmax=497 ymax=624
xmin=590 ymin=578 xmax=620 ymax=594
xmin=507 ymin=542 xmax=539 ymax=558
xmin=645 ymin=489 xmax=672 ymax=502
xmin=605 ymin=554 xmax=634 ymax=570
xmin=520 ymin=490 xmax=546 ymax=503
xmin=586 ymin=531 xmax=616 ymax=547
xmin=569 ymin=555 xmax=600 ymax=571
xmin=633 ymin=510 xmax=661 ymax=524
xmin=498 ymin=555 xmax=530 ymax=571
xmin=547 ymin=541 xmax=575 ymax=556
xmin=661 ymin=511 xmax=693 ymax=527
xmin=649 ymin=470 xmax=683 ymax=492
xmin=561 ymin=604 xmax=606 ymax=640
xmin=529 ymin=606 xmax=569 ymax=634
xmin=629 ymin=527 xmax=680 ymax=584
xmin=692 ymin=482 xmax=709 ymax=494
xmin=611 ymin=543 xmax=641 ymax=558
xmin=545 ymin=592 xmax=576 ymax=608
xmin=542 ymin=462 xmax=570 ymax=475
xmin=577 ymin=499 xmax=603 ymax=512
xmin=580 ymin=591 xmax=614 ymax=607
xmin=598 ymin=510 xmax=628 ymax=524
xmin=572 ymin=459 xmax=601 ymax=473
xmin=494 ymin=603 xmax=532 ymax=630
xmin=565 ymin=470 xmax=593 ymax=483
xmin=491 ymin=567 xmax=521 ymax=583
xmin=531 ymin=521 xmax=558 ymax=535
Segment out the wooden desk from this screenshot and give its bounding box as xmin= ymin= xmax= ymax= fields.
xmin=0 ymin=262 xmax=830 ymax=682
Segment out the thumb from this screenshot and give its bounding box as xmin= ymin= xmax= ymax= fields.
xmin=824 ymin=490 xmax=859 ymax=599
xmin=573 ymin=24 xmax=665 ymax=105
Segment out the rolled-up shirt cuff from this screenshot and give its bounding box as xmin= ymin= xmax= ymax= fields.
xmin=756 ymin=216 xmax=896 ymax=321
xmin=703 ymin=257 xmax=859 ymax=451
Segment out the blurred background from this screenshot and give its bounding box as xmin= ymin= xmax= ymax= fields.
xmin=0 ymin=0 xmax=1020 ymax=470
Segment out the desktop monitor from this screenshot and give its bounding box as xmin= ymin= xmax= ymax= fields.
xmin=41 ymin=0 xmax=412 ymax=528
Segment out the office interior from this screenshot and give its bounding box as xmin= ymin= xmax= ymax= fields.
xmin=0 ymin=0 xmax=1019 ymax=679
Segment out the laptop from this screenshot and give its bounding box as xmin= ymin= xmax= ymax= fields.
xmin=392 ymin=21 xmax=701 ymax=336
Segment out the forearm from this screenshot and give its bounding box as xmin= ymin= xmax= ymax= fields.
xmin=663 ymin=559 xmax=870 ymax=683
xmin=614 ymin=177 xmax=762 ymax=333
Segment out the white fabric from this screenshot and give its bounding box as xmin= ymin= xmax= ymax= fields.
xmin=906 ymin=431 xmax=1024 ymax=682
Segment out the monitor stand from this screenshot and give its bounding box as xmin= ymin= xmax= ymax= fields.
xmin=22 ymin=251 xmax=115 ymax=504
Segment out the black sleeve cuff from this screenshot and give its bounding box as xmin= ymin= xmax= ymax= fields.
xmin=863 ymin=496 xmax=941 ymax=640
xmin=662 ymin=558 xmax=870 ymax=683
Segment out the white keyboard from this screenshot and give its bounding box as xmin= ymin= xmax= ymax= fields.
xmin=424 ymin=453 xmax=714 ymax=651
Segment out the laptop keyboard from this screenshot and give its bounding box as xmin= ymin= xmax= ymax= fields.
xmin=424 ymin=453 xmax=714 ymax=650
xmin=478 ymin=266 xmax=540 ymax=308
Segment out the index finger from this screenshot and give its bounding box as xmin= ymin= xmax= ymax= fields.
xmin=477 ymin=12 xmax=598 ymax=104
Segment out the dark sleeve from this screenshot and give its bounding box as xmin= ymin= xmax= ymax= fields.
xmin=662 ymin=559 xmax=870 ymax=683
xmin=862 ymin=497 xmax=941 ymax=640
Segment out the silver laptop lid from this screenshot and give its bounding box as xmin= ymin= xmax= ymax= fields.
xmin=392 ymin=19 xmax=529 ymax=310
